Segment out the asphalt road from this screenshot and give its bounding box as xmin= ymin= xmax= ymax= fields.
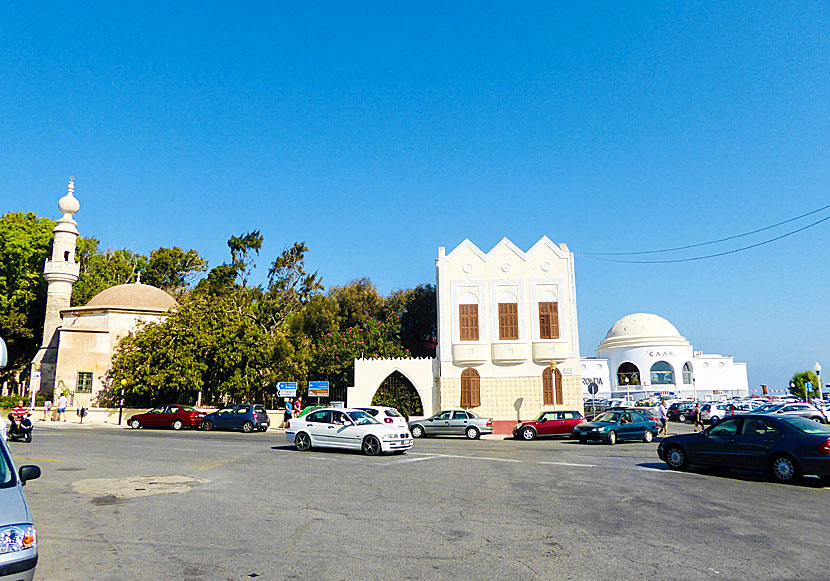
xmin=11 ymin=421 xmax=830 ymax=580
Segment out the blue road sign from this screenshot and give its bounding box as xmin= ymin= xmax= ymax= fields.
xmin=277 ymin=382 xmax=298 ymax=397
xmin=309 ymin=381 xmax=330 ymax=397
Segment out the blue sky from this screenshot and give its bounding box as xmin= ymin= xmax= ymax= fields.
xmin=2 ymin=2 xmax=828 ymax=393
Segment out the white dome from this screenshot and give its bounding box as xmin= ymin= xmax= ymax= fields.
xmin=598 ymin=313 xmax=690 ymax=350
xmin=58 ymin=179 xmax=80 ymax=216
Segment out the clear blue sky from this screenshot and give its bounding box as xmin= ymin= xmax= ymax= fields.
xmin=2 ymin=2 xmax=828 ymax=393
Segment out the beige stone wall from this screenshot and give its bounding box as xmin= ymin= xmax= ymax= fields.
xmin=438 ymin=371 xmax=583 ymax=422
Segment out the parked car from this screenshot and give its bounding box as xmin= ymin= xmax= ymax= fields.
xmin=513 ymin=410 xmax=585 ymax=440
xmin=658 ymin=414 xmax=830 ymax=484
xmin=0 ymin=437 xmax=40 ymax=580
xmin=200 ymin=404 xmax=270 ymax=433
xmin=667 ymin=402 xmax=697 ymax=423
xmin=408 ymin=410 xmax=493 ymax=439
xmin=287 ymin=408 xmax=412 ymax=456
xmin=760 ymin=403 xmax=828 ymax=424
xmin=699 ymin=403 xmax=736 ymax=424
xmin=571 ymin=410 xmax=658 ymax=445
xmin=354 ymin=406 xmax=408 ymax=429
xmin=128 ymin=405 xmax=206 ymax=430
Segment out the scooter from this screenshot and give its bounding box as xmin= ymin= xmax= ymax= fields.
xmin=7 ymin=414 xmax=33 ymax=443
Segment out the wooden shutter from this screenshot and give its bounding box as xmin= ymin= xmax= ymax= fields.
xmin=461 ymin=368 xmax=480 ymax=408
xmin=498 ymin=303 xmax=518 ymax=340
xmin=554 ymin=368 xmax=563 ymax=405
xmin=542 ymin=368 xmax=554 ymax=405
xmin=539 ymin=302 xmax=559 ymax=339
xmin=459 ymin=304 xmax=479 ymax=341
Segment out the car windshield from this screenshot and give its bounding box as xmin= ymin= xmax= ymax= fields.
xmin=782 ymin=416 xmax=830 ymax=435
xmin=593 ymin=412 xmax=621 ymax=423
xmin=345 ymin=410 xmax=380 ymax=425
xmin=532 ymin=412 xmax=548 ymax=421
xmin=0 ymin=443 xmax=15 ymax=489
xmin=180 ymin=406 xmax=198 ymax=412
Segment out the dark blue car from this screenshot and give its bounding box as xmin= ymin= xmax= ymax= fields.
xmin=200 ymin=404 xmax=270 ymax=433
xmin=657 ymin=414 xmax=830 ymax=484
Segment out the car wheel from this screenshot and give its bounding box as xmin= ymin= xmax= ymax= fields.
xmin=466 ymin=426 xmax=480 ymax=440
xmin=665 ymin=446 xmax=689 ymax=470
xmin=521 ymin=427 xmax=536 ymax=441
xmin=172 ymin=419 xmax=183 ymax=431
xmin=710 ymin=416 xmax=720 ymax=425
xmin=643 ymin=430 xmax=654 ymax=443
xmin=678 ymin=413 xmax=687 ymax=423
xmin=607 ymin=431 xmax=617 ymax=445
xmin=770 ymin=454 xmax=802 ymax=484
xmin=201 ymin=420 xmax=213 ymax=431
xmin=242 ymin=421 xmax=254 ymax=433
xmin=130 ymin=419 xmax=141 ymax=429
xmin=295 ymin=432 xmax=311 ymax=451
xmin=411 ymin=425 xmax=425 ymax=438
xmin=362 ymin=435 xmax=381 ymax=456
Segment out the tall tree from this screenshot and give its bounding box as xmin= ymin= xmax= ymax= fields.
xmin=0 ymin=212 xmax=54 ymax=379
xmin=789 ymin=370 xmax=822 ymax=400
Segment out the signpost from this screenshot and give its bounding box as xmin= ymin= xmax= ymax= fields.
xmin=588 ymin=382 xmax=599 ymax=419
xmin=277 ymin=382 xmax=298 ymax=398
xmin=309 ymin=381 xmax=330 ymax=404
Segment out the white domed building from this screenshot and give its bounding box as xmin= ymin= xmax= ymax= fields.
xmin=52 ymin=281 xmax=178 ymax=407
xmin=580 ymin=313 xmax=748 ymax=400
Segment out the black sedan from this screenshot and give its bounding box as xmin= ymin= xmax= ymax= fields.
xmin=657 ymin=414 xmax=830 ymax=484
xmin=200 ymin=404 xmax=270 ymax=433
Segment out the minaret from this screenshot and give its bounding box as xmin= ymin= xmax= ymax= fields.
xmin=30 ymin=178 xmax=81 ymax=397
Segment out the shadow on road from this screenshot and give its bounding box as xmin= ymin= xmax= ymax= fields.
xmin=636 ymin=462 xmax=830 ymax=488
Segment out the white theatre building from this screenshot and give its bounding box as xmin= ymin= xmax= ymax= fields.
xmin=349 ymin=237 xmax=584 ymax=432
xmin=580 ymin=313 xmax=749 ymax=400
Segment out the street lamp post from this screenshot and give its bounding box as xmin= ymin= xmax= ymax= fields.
xmin=790 ymin=381 xmax=796 ymax=402
xmin=118 ymin=379 xmax=127 ymax=425
xmin=624 ymin=376 xmax=630 ymax=402
xmin=815 ymin=362 xmax=822 ymax=405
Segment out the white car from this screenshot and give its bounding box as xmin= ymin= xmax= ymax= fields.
xmin=700 ymin=403 xmax=735 ymax=424
xmin=354 ymin=406 xmax=408 ymax=429
xmin=286 ymin=408 xmax=413 ymax=456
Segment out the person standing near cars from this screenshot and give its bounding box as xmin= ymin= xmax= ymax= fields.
xmin=693 ymin=402 xmax=702 ymax=432
xmin=657 ymin=401 xmax=668 ymax=436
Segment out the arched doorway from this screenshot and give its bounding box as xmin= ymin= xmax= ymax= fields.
xmin=617 ymin=362 xmax=641 ymax=386
xmin=371 ymin=371 xmax=424 ymax=418
xmin=650 ymin=361 xmax=675 ymax=385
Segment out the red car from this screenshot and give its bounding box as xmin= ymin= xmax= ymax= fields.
xmin=127 ymin=405 xmax=206 ymax=430
xmin=513 ymin=410 xmax=585 ymax=440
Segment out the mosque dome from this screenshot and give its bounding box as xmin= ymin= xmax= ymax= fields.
xmin=597 ymin=313 xmax=690 ymax=350
xmin=85 ymin=282 xmax=178 ymax=313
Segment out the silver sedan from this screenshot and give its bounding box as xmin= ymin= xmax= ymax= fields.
xmin=408 ymin=410 xmax=493 ymax=439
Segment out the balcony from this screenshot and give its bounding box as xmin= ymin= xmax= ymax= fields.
xmin=491 ymin=343 xmax=528 ymax=364
xmin=531 ymin=341 xmax=569 ymax=363
xmin=451 ymin=343 xmax=488 ymax=365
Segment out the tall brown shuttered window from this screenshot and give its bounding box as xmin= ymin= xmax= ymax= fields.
xmin=542 ymin=368 xmax=554 ymax=405
xmin=459 ymin=304 xmax=479 ymax=341
xmin=460 ymin=368 xmax=481 ymax=408
xmin=554 ymin=368 xmax=563 ymax=405
xmin=498 ymin=302 xmax=519 ymax=340
xmin=539 ymin=302 xmax=559 ymax=339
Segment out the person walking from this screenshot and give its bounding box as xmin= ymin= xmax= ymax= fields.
xmin=279 ymin=398 xmax=293 ymax=429
xmin=657 ymin=401 xmax=669 ymax=436
xmin=42 ymin=399 xmax=52 ymax=421
xmin=693 ymin=402 xmax=703 ymax=432
xmin=56 ymin=393 xmax=68 ymax=422
xmin=293 ymin=397 xmax=302 ymax=418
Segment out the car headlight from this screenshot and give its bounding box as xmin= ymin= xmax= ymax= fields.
xmin=590 ymin=427 xmax=599 ymax=432
xmin=0 ymin=525 xmax=36 ymax=554
xmin=383 ymin=433 xmax=400 ymax=440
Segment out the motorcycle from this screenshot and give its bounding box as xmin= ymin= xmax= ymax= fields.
xmin=7 ymin=414 xmax=33 ymax=443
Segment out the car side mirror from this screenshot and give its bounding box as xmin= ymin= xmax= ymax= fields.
xmin=18 ymin=465 xmax=40 ymax=486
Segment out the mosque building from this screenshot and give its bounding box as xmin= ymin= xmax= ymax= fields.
xmin=30 ymin=180 xmax=178 ymax=407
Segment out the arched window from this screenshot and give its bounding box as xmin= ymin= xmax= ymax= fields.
xmin=460 ymin=368 xmax=481 ymax=408
xmin=682 ymin=362 xmax=693 ymax=385
xmin=617 ymin=362 xmax=640 ymax=386
xmin=543 ymin=367 xmax=563 ymax=405
xmin=650 ymin=361 xmax=675 ymax=385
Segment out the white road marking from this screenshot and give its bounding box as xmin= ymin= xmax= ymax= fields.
xmin=538 ymin=461 xmax=597 ymax=467
xmin=411 ymin=453 xmax=522 ymax=463
xmin=377 ymin=456 xmax=438 ymax=466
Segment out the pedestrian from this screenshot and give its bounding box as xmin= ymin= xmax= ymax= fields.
xmin=293 ymin=397 xmax=302 ymax=418
xmin=693 ymin=402 xmax=702 ymax=432
xmin=657 ymin=400 xmax=668 ymax=436
xmin=56 ymin=392 xmax=68 ymax=422
xmin=42 ymin=399 xmax=52 ymax=421
xmin=279 ymin=398 xmax=293 ymax=429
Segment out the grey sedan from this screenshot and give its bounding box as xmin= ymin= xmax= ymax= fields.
xmin=0 ymin=437 xmax=40 ymax=580
xmin=408 ymin=410 xmax=493 ymax=439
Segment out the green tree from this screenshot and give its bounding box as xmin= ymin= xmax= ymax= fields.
xmin=383 ymin=284 xmax=437 ymax=358
xmin=789 ymin=370 xmax=822 ymax=400
xmin=0 ymin=212 xmax=54 ymax=379
xmin=72 ymin=240 xmax=147 ymax=306
xmin=142 ymin=247 xmax=208 ymax=296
